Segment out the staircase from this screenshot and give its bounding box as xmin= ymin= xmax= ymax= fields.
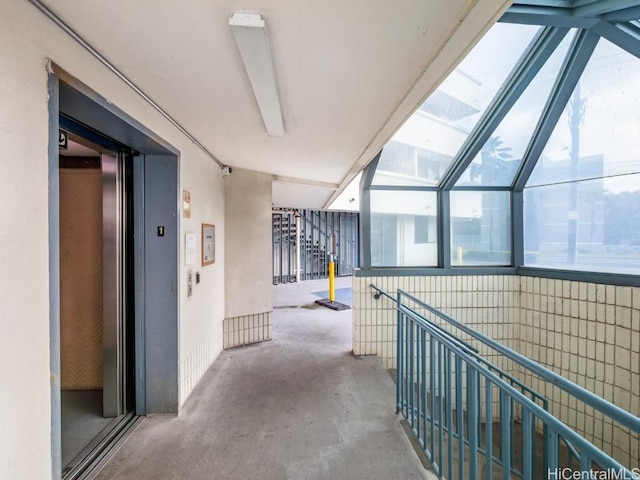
xmin=373 ymin=285 xmax=640 ymax=479
xmin=272 ymin=209 xmax=358 ymax=284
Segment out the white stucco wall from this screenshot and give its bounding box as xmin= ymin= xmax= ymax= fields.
xmin=397 ymin=215 xmax=438 ymax=266
xmin=0 ymin=2 xmax=226 ymax=477
xmin=0 ymin=4 xmax=52 ymax=479
xmin=178 ymin=145 xmax=226 ymax=405
xmin=224 ymin=168 xmax=273 ymax=319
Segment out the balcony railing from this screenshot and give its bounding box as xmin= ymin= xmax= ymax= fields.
xmin=371 ymin=285 xmax=640 ymax=479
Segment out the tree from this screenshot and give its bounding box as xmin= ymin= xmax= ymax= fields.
xmin=470 ymin=136 xmax=514 ymax=184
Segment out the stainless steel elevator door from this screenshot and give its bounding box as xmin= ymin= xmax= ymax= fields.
xmin=102 ymin=152 xmax=123 ymax=418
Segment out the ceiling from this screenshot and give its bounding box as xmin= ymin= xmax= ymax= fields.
xmin=39 ymin=0 xmax=512 ymax=208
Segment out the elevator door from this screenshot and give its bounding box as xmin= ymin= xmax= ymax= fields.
xmin=102 ymin=151 xmax=131 ymax=417
xmin=59 ymin=139 xmax=135 ymax=476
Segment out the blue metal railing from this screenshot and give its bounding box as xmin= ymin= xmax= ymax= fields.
xmin=372 ymin=287 xmax=547 ymax=412
xmin=370 ymin=285 xmax=640 ymax=480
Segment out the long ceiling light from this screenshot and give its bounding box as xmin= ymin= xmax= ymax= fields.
xmin=229 ymin=12 xmax=285 ymax=137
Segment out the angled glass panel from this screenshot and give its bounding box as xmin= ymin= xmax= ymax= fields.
xmin=370 ymin=190 xmax=438 ymax=266
xmin=455 ymin=30 xmax=577 ymax=187
xmin=450 ymin=191 xmax=511 ymax=266
xmin=527 ymin=39 xmax=640 ymax=187
xmin=372 ymin=140 xmax=449 ymax=187
xmin=372 ymin=22 xmax=540 ymax=186
xmin=524 ymin=39 xmax=640 ymax=274
xmin=524 ymin=174 xmax=640 ymax=273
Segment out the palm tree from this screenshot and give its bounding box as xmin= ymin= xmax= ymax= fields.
xmin=470 ymin=135 xmax=514 ymax=184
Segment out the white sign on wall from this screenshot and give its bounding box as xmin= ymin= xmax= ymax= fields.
xmin=185 ymin=232 xmax=197 ymax=266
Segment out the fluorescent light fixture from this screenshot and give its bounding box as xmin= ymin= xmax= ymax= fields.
xmin=229 ymin=12 xmax=284 ymax=137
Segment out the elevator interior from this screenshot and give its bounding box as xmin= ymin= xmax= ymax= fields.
xmin=59 ymin=132 xmax=135 ymax=476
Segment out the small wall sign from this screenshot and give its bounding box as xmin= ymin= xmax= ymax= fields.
xmin=185 ymin=232 xmax=197 ymax=266
xmin=202 ymin=224 xmax=215 ymax=266
xmin=59 ymin=130 xmax=68 ymax=149
xmin=182 ymin=190 xmax=191 ymax=218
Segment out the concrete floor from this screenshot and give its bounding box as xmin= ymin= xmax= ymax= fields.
xmin=95 ymin=277 xmax=431 ymax=480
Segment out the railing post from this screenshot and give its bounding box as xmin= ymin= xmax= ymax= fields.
xmin=445 ymin=348 xmax=453 ymax=479
xmin=430 ymin=333 xmax=436 ymax=460
xmin=409 ymin=317 xmax=415 ymax=430
xmin=547 ymin=430 xmax=559 ymax=473
xmin=287 ymin=212 xmax=293 ymax=282
xmin=279 ymin=213 xmax=284 ymax=284
xmin=468 ymin=365 xmax=479 ymax=479
xmin=396 ymin=291 xmax=403 ymax=414
xmin=437 ymin=342 xmax=444 ymax=471
xmin=522 ymin=408 xmax=533 ymax=479
xmin=456 ymin=356 xmax=464 ymax=480
xmin=500 ymin=390 xmax=512 ymax=480
xmin=485 ymin=378 xmax=494 ymax=480
xmin=421 ymin=329 xmax=427 ymax=450
xmin=415 ymin=326 xmax=421 ymax=441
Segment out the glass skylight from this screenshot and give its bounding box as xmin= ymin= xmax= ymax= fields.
xmin=528 ymin=39 xmax=640 ymax=186
xmin=362 ymin=4 xmax=640 ymax=276
xmin=455 ymin=30 xmax=577 ymax=187
xmin=372 ymin=22 xmax=540 ymax=187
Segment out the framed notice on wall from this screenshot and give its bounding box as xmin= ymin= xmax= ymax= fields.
xmin=202 ymin=224 xmax=215 ymax=266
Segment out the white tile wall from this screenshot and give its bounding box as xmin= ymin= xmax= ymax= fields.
xmin=180 ymin=311 xmax=272 ymax=406
xmin=180 ymin=330 xmax=218 ymax=405
xmin=223 ymin=311 xmax=272 ymax=349
xmin=353 ymin=275 xmax=520 ymax=372
xmin=354 ymin=275 xmax=521 ymax=421
xmin=519 ymin=277 xmax=640 ymax=467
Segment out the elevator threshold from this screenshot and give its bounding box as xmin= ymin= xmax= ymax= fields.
xmin=62 ymin=412 xmax=142 ymax=480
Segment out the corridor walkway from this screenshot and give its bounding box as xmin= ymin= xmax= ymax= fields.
xmin=95 ymin=278 xmax=430 ymax=480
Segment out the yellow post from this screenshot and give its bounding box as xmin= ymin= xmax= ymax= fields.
xmin=329 ymin=260 xmax=335 ymax=302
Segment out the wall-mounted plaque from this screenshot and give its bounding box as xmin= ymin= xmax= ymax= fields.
xmin=202 ymin=224 xmax=215 ymax=266
xmin=182 ymin=190 xmax=191 ymax=218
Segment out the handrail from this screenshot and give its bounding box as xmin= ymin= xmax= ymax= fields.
xmin=370 ymin=284 xmax=396 ymax=303
xmin=372 ymin=284 xmax=547 ymax=405
xmin=397 ymin=289 xmax=640 ymax=435
xmin=398 ymin=303 xmax=633 ymax=476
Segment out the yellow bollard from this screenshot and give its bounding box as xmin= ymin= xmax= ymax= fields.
xmin=329 ymin=260 xmax=335 ymax=302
